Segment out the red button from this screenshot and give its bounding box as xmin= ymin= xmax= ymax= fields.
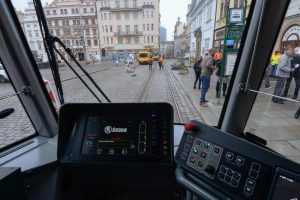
xmin=184 ymin=121 xmax=198 ymax=132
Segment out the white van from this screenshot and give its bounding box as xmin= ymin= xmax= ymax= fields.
xmin=0 ymin=64 xmax=9 ymax=83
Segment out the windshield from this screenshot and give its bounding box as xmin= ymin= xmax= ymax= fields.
xmin=139 ymin=53 xmax=148 ymax=58
xmin=5 ymin=0 xmax=300 ymax=164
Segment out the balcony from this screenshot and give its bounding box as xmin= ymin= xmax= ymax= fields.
xmin=114 ymin=31 xmax=143 ymax=36
xmin=99 ymin=7 xmax=112 ymax=11
xmin=142 ymin=5 xmax=155 ymax=9
xmin=110 ymin=6 xmax=143 ymax=12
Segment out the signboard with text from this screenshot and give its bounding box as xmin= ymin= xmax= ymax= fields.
xmin=229 ymin=8 xmax=244 ymax=24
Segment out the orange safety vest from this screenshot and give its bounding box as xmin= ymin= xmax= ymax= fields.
xmin=214 ymin=52 xmax=222 ymax=60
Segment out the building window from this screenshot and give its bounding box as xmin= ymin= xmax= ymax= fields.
xmin=234 ymin=0 xmax=238 ymax=8
xmin=142 ymin=11 xmax=144 ymax=18
xmin=147 ymin=24 xmax=149 ymax=31
xmin=146 ymin=11 xmax=149 ymax=18
xmin=75 ymin=8 xmax=79 ymax=13
xmin=110 ymin=25 xmax=113 ymax=32
xmin=151 ymin=24 xmax=153 ymax=31
xmin=239 ymin=0 xmax=245 ymax=7
xmin=220 ymin=3 xmax=224 ymax=19
xmin=151 ymin=11 xmax=153 ymax=18
xmin=125 ymin=25 xmax=130 ymax=33
xmin=93 ymin=28 xmax=97 ymax=35
xmin=71 ymin=8 xmax=75 ymax=14
xmin=87 ymin=40 xmax=91 ymax=46
xmin=104 ymin=13 xmax=107 ymax=20
xmin=53 ymin=10 xmax=57 ymax=15
xmin=101 ymin=13 xmax=103 ymax=20
xmin=56 ymin=29 xmax=60 ymax=36
xmin=115 ymin=1 xmax=120 ymax=8
xmin=64 ymin=9 xmax=68 ymax=14
xmin=134 ymin=36 xmax=139 ymax=43
xmin=133 ymin=12 xmax=138 ymax=19
xmin=147 ymin=36 xmax=150 ymax=43
xmin=143 ymin=24 xmax=145 ymax=31
xmin=133 ymin=0 xmax=137 ymax=7
xmin=86 ymin=29 xmax=90 ymax=35
xmin=107 ymin=37 xmax=110 ymax=44
xmin=124 ymin=0 xmax=128 ymax=8
xmin=125 ymin=12 xmax=129 ymax=20
xmin=37 ymin=42 xmax=42 ymax=50
xmin=125 ymin=37 xmax=131 ymax=44
xmin=94 ymin=40 xmax=98 ymax=46
xmin=62 ymin=20 xmax=69 ymax=26
xmin=46 ymin=10 xmax=50 ymax=15
xmin=85 ymin=19 xmax=88 ymax=25
xmin=111 ymin=37 xmax=113 ymax=44
xmin=109 ymin=13 xmax=112 ymax=20
xmin=134 ymin=25 xmax=138 ymax=33
xmin=207 ymin=4 xmax=212 ymax=21
xmin=54 ymin=20 xmax=59 ymax=26
xmin=60 ymin=9 xmax=63 ymax=14
xmin=28 ymin=30 xmax=32 ymax=37
xmin=117 ymin=25 xmax=122 ymax=32
xmin=116 ymin=13 xmax=121 ymax=20
xmin=91 ymin=7 xmax=94 ymax=13
xmin=118 ymin=37 xmax=123 ymax=44
xmin=101 ymin=2 xmax=104 ymax=7
xmin=47 ymin=21 xmax=51 ymax=27
xmin=102 ymin=26 xmax=104 ymax=32
xmin=83 ymin=8 xmax=87 ymax=13
xmin=91 ymin=18 xmax=96 ymax=24
xmin=105 ymin=25 xmax=108 ymax=32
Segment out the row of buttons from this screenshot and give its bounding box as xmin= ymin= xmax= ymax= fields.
xmin=244 ymin=178 xmax=256 ymax=195
xmin=225 ymin=152 xmax=245 ymax=165
xmin=218 ymin=166 xmax=241 ymax=188
xmin=249 ymin=162 xmax=261 ymax=179
xmin=180 ymin=136 xmax=194 ymax=160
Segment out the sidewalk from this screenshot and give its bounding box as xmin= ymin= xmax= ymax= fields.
xmin=166 ymin=59 xmax=300 ymax=164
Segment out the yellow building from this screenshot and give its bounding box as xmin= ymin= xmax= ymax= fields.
xmin=213 ymin=0 xmax=252 ymax=50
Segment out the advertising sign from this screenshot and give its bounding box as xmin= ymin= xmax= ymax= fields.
xmin=225 ymin=52 xmax=238 ymax=76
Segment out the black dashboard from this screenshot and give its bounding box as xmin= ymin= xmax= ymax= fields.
xmin=175 ymin=121 xmax=300 ymax=200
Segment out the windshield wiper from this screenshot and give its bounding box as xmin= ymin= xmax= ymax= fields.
xmin=33 ymin=0 xmax=111 ymax=104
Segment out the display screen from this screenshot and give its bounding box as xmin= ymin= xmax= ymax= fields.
xmin=271 ymin=174 xmax=300 ymax=200
xmin=80 ymin=112 xmax=170 ymax=158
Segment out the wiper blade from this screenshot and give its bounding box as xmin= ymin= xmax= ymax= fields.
xmin=33 ymin=0 xmax=111 ymax=104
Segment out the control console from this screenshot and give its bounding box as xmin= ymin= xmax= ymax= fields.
xmin=175 ymin=121 xmax=300 ymax=199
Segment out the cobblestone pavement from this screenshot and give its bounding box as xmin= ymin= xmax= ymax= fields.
xmin=1 ymin=59 xmax=300 ymax=165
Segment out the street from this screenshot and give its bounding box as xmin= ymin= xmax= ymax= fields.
xmin=1 ymin=59 xmax=300 ymax=163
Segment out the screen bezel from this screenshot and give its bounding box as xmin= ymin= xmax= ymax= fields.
xmin=267 ymin=167 xmax=300 ymax=199
xmin=58 ymin=103 xmax=174 ymax=166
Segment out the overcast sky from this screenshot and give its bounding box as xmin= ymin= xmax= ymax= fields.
xmin=12 ymin=0 xmax=191 ymax=40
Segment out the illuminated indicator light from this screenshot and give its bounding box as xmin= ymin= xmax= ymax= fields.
xmin=184 ymin=121 xmax=198 ymax=132
xmin=193 ymin=148 xmax=198 ymax=154
xmin=163 ymin=140 xmax=167 ymax=144
xmin=163 ymin=146 xmax=167 ymax=150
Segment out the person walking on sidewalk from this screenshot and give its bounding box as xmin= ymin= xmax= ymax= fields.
xmin=282 ymin=51 xmax=300 ymax=99
xmin=272 ymin=46 xmax=294 ymax=104
xmin=193 ymin=56 xmax=202 ymax=89
xmin=200 ymin=48 xmax=216 ymax=107
xmin=148 ymin=55 xmax=153 ymax=71
xmin=158 ymin=54 xmax=164 ymax=69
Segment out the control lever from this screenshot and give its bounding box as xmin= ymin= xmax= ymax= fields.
xmin=0 ymin=108 xmax=14 ymax=119
xmin=204 ymin=165 xmax=216 ymax=176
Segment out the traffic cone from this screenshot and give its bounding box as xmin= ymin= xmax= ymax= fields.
xmin=44 ymin=79 xmax=60 ymax=111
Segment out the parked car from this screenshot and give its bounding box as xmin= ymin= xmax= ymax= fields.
xmin=0 ymin=64 xmax=9 ymax=83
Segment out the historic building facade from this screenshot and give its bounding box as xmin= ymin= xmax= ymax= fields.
xmin=95 ymin=0 xmax=160 ymax=57
xmin=44 ymin=0 xmax=99 ymax=61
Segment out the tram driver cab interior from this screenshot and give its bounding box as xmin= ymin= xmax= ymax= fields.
xmin=1 ymin=0 xmax=300 ymax=199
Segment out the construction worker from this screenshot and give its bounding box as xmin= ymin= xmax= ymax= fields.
xmin=270 ymin=50 xmax=282 ymax=77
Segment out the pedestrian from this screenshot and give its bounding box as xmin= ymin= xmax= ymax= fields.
xmin=264 ymin=60 xmax=272 ymax=89
xmin=270 ymin=50 xmax=281 ymax=77
xmin=148 ymin=55 xmax=153 ymax=71
xmin=272 ymin=45 xmax=294 ymax=104
xmin=200 ymin=48 xmax=216 ymax=107
xmin=215 ymin=59 xmax=229 ymax=97
xmin=158 ymin=54 xmax=164 ymax=69
xmin=193 ymin=56 xmax=202 ymax=89
xmin=282 ymin=50 xmax=300 ymax=99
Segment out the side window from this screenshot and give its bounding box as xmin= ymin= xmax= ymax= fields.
xmin=0 ymin=62 xmax=36 ymax=150
xmin=245 ymin=1 xmax=300 ymax=164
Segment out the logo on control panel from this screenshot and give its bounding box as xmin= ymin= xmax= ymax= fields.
xmin=104 ymin=126 xmax=127 ymax=134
